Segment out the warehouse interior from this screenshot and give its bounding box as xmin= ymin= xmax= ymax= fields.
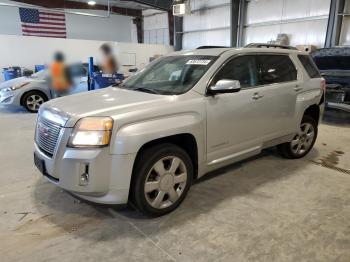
xmin=0 ymin=0 xmax=349 ymax=261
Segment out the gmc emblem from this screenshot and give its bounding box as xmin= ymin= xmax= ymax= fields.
xmin=38 ymin=122 xmax=50 ymax=137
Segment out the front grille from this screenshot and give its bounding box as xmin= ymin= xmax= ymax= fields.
xmin=35 ymin=116 xmax=62 ymax=157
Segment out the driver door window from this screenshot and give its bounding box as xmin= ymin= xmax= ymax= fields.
xmin=214 ymin=55 xmax=258 ymax=88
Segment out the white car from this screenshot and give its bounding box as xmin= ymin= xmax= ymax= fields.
xmin=34 ymin=46 xmax=325 ymax=216
xmin=0 ymin=64 xmax=98 ymax=112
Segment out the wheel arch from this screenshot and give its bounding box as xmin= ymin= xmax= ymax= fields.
xmin=303 ymin=104 xmax=320 ymax=124
xmin=132 ymin=133 xmax=199 ymax=180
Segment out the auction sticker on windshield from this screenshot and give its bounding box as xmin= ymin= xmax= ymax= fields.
xmin=186 ymin=60 xmax=212 ymax=65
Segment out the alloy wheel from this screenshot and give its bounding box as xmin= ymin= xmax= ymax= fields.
xmin=144 ymin=156 xmax=188 ymax=209
xmin=26 ymin=95 xmax=44 ymax=111
xmin=291 ymin=122 xmax=315 ymax=155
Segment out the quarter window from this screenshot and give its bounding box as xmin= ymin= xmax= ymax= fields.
xmin=298 ymin=55 xmax=321 ymax=78
xmin=258 ymin=55 xmax=297 ymax=84
xmin=213 ymin=55 xmax=258 ymax=88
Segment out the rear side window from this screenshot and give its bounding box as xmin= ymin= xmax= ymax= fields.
xmin=258 ymin=55 xmax=297 ymax=84
xmin=298 ymin=55 xmax=321 ymax=78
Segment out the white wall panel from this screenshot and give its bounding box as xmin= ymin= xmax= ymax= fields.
xmin=246 ymin=0 xmax=284 ymax=24
xmin=0 ymin=34 xmax=174 ymax=81
xmin=183 ymin=29 xmax=230 ymax=50
xmin=183 ymin=0 xmax=230 ymax=50
xmin=244 ymin=19 xmax=328 ymax=47
xmin=246 ymin=0 xmax=330 ymax=25
xmin=340 ymin=17 xmax=350 ymax=46
xmin=0 ymin=2 xmax=134 ymax=42
xmin=143 ymin=10 xmax=169 ymax=45
xmin=66 ymin=10 xmax=132 ymax=42
xmin=339 ymin=0 xmax=350 ymax=46
xmin=244 ymin=0 xmax=331 ymax=47
xmin=189 ymin=0 xmax=230 ymax=9
xmin=183 ymin=6 xmax=230 ymax=31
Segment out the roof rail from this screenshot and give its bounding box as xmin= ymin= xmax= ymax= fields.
xmin=196 ymin=46 xmax=229 ymax=49
xmin=245 ymin=43 xmax=297 ymax=50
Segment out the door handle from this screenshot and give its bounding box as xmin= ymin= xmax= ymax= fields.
xmin=294 ymin=85 xmax=302 ymax=92
xmin=252 ymin=93 xmax=264 ymax=100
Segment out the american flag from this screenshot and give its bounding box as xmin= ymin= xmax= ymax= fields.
xmin=19 ymin=8 xmax=67 ymax=38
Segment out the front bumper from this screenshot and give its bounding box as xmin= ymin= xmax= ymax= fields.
xmin=34 ymin=130 xmax=136 ymax=204
xmin=0 ymin=89 xmax=22 ymax=107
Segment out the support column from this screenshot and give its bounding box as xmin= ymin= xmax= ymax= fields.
xmin=168 ymin=10 xmax=174 ymax=46
xmin=237 ymin=0 xmax=246 ymax=47
xmin=174 ymin=16 xmax=183 ymax=51
xmin=325 ymin=0 xmax=345 ymax=47
xmin=133 ymin=17 xmax=143 ymax=44
xmin=230 ymin=0 xmax=240 ymax=47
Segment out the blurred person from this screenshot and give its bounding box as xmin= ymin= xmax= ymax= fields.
xmin=100 ymin=43 xmax=118 ymax=75
xmin=50 ymin=51 xmax=72 ymax=98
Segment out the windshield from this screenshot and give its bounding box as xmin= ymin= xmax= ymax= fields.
xmin=122 ymin=55 xmax=217 ymax=95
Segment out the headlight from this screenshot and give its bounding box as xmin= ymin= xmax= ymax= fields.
xmin=3 ymin=82 xmax=30 ymax=92
xmin=68 ymin=117 xmax=113 ymax=148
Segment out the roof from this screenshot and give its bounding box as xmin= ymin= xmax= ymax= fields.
xmin=169 ymin=47 xmax=308 ymax=57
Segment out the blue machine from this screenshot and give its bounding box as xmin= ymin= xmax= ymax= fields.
xmin=2 ymin=67 xmax=21 ymax=81
xmin=87 ymin=57 xmax=124 ymax=91
xmin=34 ymin=65 xmax=46 ymax=72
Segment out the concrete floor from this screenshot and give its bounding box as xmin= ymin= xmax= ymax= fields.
xmin=0 ymin=105 xmax=349 ymax=262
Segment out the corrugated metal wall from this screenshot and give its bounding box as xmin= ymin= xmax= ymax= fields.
xmin=244 ymin=0 xmax=331 ymax=47
xmin=339 ymin=0 xmax=350 ymax=46
xmin=183 ymin=0 xmax=231 ymax=50
xmin=182 ymin=0 xmax=333 ymax=49
xmin=143 ymin=9 xmax=170 ymax=45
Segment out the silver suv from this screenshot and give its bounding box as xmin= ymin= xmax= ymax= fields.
xmin=34 ymin=46 xmax=325 ymax=216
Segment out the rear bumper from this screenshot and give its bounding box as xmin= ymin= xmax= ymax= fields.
xmin=326 ymin=102 xmax=350 ymax=112
xmin=325 ymin=88 xmax=350 ymax=112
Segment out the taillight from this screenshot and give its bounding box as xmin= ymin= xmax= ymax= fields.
xmin=321 ymin=78 xmax=326 ymax=92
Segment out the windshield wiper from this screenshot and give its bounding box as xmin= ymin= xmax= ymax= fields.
xmin=131 ymin=87 xmax=161 ymax=94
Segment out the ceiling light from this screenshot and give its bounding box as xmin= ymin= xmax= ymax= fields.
xmin=87 ymin=1 xmax=96 ymax=6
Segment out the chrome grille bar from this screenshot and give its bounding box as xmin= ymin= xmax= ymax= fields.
xmin=35 ymin=116 xmax=62 ymax=157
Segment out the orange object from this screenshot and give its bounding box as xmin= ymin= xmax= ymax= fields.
xmin=50 ymin=62 xmax=70 ymax=91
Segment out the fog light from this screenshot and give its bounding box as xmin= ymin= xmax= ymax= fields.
xmin=2 ymin=96 xmax=13 ymax=103
xmin=79 ymin=164 xmax=89 ymax=186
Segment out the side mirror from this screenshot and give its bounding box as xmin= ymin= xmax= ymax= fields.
xmin=209 ymin=79 xmax=241 ymax=95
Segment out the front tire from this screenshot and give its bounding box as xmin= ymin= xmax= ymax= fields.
xmin=277 ymin=115 xmax=318 ymax=159
xmin=130 ymin=143 xmax=193 ymax=217
xmin=22 ymin=91 xmax=47 ymax=113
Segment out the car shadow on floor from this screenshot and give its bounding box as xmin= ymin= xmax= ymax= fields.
xmin=31 ymin=146 xmax=320 ymax=241
xmin=0 ymin=105 xmax=31 ymax=114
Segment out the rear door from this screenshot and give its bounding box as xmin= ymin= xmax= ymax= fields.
xmin=255 ymin=54 xmax=299 ymax=136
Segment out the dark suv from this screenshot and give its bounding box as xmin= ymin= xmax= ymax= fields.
xmin=311 ymin=47 xmax=350 ymax=112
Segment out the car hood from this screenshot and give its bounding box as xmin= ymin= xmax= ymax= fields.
xmin=0 ymin=76 xmax=44 ymax=90
xmin=42 ymin=87 xmax=178 ymax=126
xmin=0 ymin=77 xmax=28 ymax=90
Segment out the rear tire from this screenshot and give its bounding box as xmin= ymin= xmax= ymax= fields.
xmin=277 ymin=115 xmax=318 ymax=159
xmin=130 ymin=143 xmax=193 ymax=217
xmin=22 ymin=91 xmax=47 ymax=113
